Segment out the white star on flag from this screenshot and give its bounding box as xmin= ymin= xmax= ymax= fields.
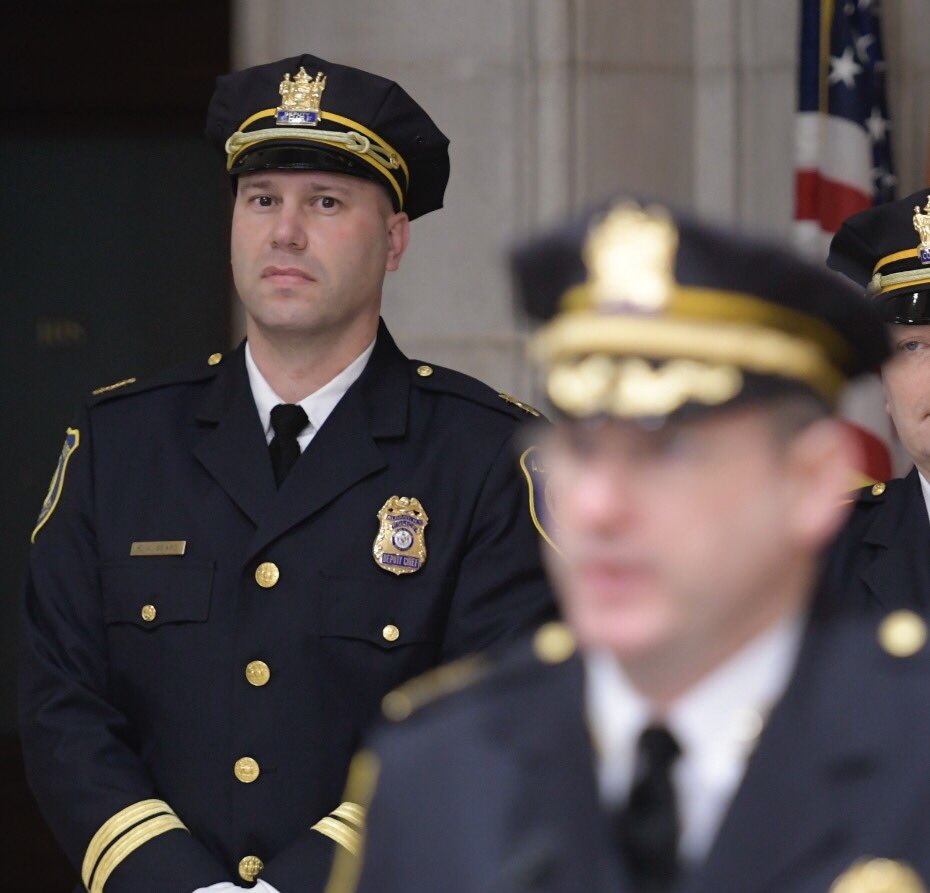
xmin=865 ymin=106 xmax=890 ymax=142
xmin=828 ymin=46 xmax=863 ymax=88
xmin=854 ymin=32 xmax=875 ymax=62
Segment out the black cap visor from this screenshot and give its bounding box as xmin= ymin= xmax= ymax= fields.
xmin=230 ymin=142 xmax=400 ymax=211
xmin=875 ymin=288 xmax=930 ymax=325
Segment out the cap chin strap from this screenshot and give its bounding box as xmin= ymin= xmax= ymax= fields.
xmin=225 ymin=126 xmax=404 ymax=208
xmin=869 ymin=267 xmax=930 ymax=296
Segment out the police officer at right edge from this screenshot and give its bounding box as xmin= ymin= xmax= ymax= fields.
xmin=824 ymin=188 xmax=930 ymax=614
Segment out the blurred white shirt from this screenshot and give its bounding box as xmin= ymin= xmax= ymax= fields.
xmin=585 ymin=612 xmax=804 ymax=863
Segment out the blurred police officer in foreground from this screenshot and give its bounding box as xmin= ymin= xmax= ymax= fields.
xmin=332 ymin=200 xmax=930 ymax=893
xmin=18 ymin=54 xmax=554 ymax=893
xmin=824 ymin=189 xmax=930 ymax=614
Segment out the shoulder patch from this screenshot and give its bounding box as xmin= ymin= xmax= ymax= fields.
xmin=520 ymin=445 xmax=561 ymax=552
xmin=32 ymin=428 xmax=79 ymax=542
xmin=91 ymin=377 xmax=137 ymax=396
xmin=498 ymin=392 xmax=542 ymax=417
xmin=381 ymin=654 xmax=491 ymax=722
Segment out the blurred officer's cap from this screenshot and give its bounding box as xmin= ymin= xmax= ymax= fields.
xmin=512 ymin=198 xmax=888 ymax=421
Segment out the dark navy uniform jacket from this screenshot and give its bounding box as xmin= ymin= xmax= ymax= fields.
xmin=822 ymin=468 xmax=930 ymax=616
xmin=18 ymin=320 xmax=555 ymax=893
xmin=350 ymin=602 xmax=930 ymax=893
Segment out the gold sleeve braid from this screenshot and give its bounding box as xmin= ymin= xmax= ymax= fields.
xmin=311 ymin=801 xmax=367 ymax=855
xmin=323 ymin=751 xmax=381 ymax=893
xmin=81 ymin=799 xmax=187 ymax=893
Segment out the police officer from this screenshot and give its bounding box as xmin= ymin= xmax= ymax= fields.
xmin=824 ymin=189 xmax=930 ymax=614
xmin=18 ymin=54 xmax=554 ymax=893
xmin=335 ymin=200 xmax=930 ymax=893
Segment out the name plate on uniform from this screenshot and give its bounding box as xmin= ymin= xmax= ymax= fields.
xmin=130 ymin=540 xmax=187 ymax=557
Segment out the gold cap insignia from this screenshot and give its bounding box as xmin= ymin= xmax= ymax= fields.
xmin=276 ymin=67 xmax=327 ymax=126
xmin=373 ymin=496 xmax=428 ymax=575
xmin=583 ymin=202 xmax=679 ymax=312
xmin=914 ymin=197 xmax=930 ymax=265
xmin=831 ymin=858 xmax=927 ymax=893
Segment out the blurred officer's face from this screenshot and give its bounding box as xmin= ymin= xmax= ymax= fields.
xmin=541 ymin=403 xmax=855 ymax=698
xmin=883 ymin=324 xmax=930 ymax=471
xmin=231 ymin=169 xmax=409 ymax=339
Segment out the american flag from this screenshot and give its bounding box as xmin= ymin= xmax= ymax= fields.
xmin=795 ymin=0 xmax=895 ymax=255
xmin=794 ymin=0 xmax=899 ymax=484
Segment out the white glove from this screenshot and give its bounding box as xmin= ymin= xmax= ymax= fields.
xmin=192 ymin=880 xmax=283 ymax=892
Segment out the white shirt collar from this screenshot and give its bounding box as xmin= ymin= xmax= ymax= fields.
xmin=918 ymin=470 xmax=930 ymax=524
xmin=585 ymin=611 xmax=804 ymax=862
xmin=244 ymin=339 xmax=376 ymax=450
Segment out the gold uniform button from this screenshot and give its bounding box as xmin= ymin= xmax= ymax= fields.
xmin=255 ymin=562 xmax=280 ymax=588
xmin=234 ymin=756 xmax=260 ymax=783
xmin=238 ymin=855 xmax=264 ymax=883
xmin=879 ymin=610 xmax=927 ymax=658
xmin=245 ymin=660 xmax=271 ymax=687
xmin=533 ymin=622 xmax=576 ymax=664
xmin=416 ymin=364 xmax=433 ymax=377
xmin=141 ymin=604 xmax=157 ymax=622
xmin=208 ymin=352 xmax=223 ymax=366
xmin=871 ymin=481 xmax=886 ymax=496
xmin=382 ymin=624 xmax=400 ymax=642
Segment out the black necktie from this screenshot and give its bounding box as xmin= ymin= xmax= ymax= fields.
xmin=617 ymin=724 xmax=682 ymax=893
xmin=269 ymin=403 xmax=309 ymax=487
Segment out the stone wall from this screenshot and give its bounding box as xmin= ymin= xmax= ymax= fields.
xmin=231 ymin=0 xmax=930 ymax=402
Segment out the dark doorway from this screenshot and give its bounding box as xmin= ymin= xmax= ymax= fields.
xmin=2 ymin=4 xmax=232 ymax=889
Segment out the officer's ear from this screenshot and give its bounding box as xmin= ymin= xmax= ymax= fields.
xmin=781 ymin=416 xmax=861 ymax=550
xmin=385 ymin=210 xmax=410 ymax=273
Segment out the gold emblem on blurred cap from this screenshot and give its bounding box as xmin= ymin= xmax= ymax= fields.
xmin=913 ymin=197 xmax=930 ymax=264
xmin=830 ymin=858 xmax=927 ymax=893
xmin=276 ymin=66 xmax=327 ymax=126
xmin=878 ymin=610 xmax=927 ymax=658
xmin=546 ymin=356 xmax=743 ymax=419
xmin=584 ymin=202 xmax=679 ymax=312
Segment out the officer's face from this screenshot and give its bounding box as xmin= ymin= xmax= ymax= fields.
xmin=883 ymin=324 xmax=930 ymax=469
xmin=541 ymin=405 xmax=854 ymax=694
xmin=231 ymin=169 xmax=410 ymax=337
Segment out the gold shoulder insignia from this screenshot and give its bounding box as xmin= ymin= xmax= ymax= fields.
xmin=498 ymin=392 xmax=542 ymax=417
xmin=92 ymin=377 xmax=137 ymax=396
xmin=381 ymin=654 xmax=490 ymax=722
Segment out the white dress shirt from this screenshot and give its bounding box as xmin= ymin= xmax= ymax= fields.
xmin=194 ymin=338 xmax=374 ymax=893
xmin=245 ymin=338 xmax=376 ymax=452
xmin=585 ymin=613 xmax=804 ymax=864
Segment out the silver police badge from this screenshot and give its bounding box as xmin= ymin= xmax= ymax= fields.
xmin=373 ymin=496 xmax=428 ymax=575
